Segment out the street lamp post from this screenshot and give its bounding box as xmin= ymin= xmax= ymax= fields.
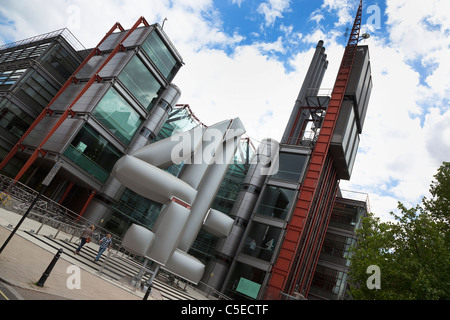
xmin=0 ymin=161 xmax=62 ymax=255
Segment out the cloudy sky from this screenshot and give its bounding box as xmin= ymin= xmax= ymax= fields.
xmin=0 ymin=0 xmax=449 ymax=222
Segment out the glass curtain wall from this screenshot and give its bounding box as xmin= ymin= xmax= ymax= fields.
xmin=63 ymin=124 xmax=122 ymax=183
xmin=0 ymin=99 xmax=34 ymax=139
xmin=225 ymin=262 xmax=267 ymax=300
xmin=310 ymin=265 xmax=347 ymax=299
xmin=255 ymin=185 xmax=296 ymax=220
xmin=117 ymin=55 xmax=163 ymax=111
xmin=242 ymin=221 xmax=282 ymax=262
xmin=271 ymin=152 xmax=307 ymax=182
xmin=142 ymin=31 xmax=178 ymax=81
xmin=14 ymin=72 xmax=59 ymax=113
xmin=92 ymin=87 xmax=142 ymax=145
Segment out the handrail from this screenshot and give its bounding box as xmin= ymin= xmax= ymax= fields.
xmin=0 ymin=173 xmax=123 ymax=245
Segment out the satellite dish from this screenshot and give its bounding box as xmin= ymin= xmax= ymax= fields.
xmin=361 ymin=33 xmax=370 ymax=39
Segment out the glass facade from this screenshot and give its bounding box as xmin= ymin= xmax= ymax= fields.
xmin=63 ymin=124 xmax=121 ymax=182
xmin=320 ymin=233 xmax=356 ymax=266
xmin=0 ymin=42 xmax=51 ymax=64
xmin=92 ymin=87 xmax=142 ymax=145
xmin=255 ymin=185 xmax=296 ymax=220
xmin=40 ymin=43 xmax=81 ymax=85
xmin=242 ymin=221 xmax=282 ymax=262
xmin=225 ymin=262 xmax=267 ymax=299
xmin=142 ymin=31 xmax=178 ymax=81
xmin=0 ymin=69 xmax=27 ymax=86
xmin=328 ymin=201 xmax=364 ymax=232
xmin=310 ymin=265 xmax=347 ymax=299
xmin=190 ymin=142 xmax=253 ymax=261
xmin=14 ymin=72 xmax=59 ymax=113
xmin=118 ymin=55 xmax=163 ymax=110
xmin=0 ymin=99 xmax=34 ymax=139
xmin=271 ymin=152 xmax=307 ymax=182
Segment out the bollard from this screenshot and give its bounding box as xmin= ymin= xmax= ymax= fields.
xmin=143 ymin=283 xmax=153 ymax=300
xmin=36 ymin=248 xmax=63 ymax=287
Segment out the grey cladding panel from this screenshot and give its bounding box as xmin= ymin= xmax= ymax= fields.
xmin=22 ymin=117 xmax=84 ymax=153
xmin=71 ymin=82 xmax=109 ymax=113
xmin=50 ymin=84 xmax=84 ymax=111
xmin=346 ymin=46 xmax=371 ymax=132
xmin=98 ymin=32 xmax=126 ymax=52
xmin=330 ymin=101 xmax=360 ymax=180
xmin=75 ymin=55 xmax=105 ymax=80
xmin=98 ymin=51 xmax=134 ymax=78
xmin=122 ymin=26 xmax=153 ymax=48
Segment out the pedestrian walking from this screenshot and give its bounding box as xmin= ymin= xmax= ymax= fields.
xmin=95 ymin=234 xmax=112 ymax=261
xmin=75 ymin=225 xmax=94 ymax=254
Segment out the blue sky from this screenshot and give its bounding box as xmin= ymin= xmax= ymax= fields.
xmin=0 ymin=0 xmax=448 ymax=222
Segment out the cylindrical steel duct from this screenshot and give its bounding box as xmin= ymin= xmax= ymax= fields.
xmin=282 ymin=41 xmax=328 ymax=144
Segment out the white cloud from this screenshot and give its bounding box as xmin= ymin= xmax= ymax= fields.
xmin=0 ymin=0 xmax=448 ymax=224
xmin=386 ymin=0 xmax=450 ymax=60
xmin=257 ymin=0 xmax=291 ymax=27
xmin=340 ymin=0 xmax=450 ymax=220
xmin=321 ymin=0 xmax=356 ymax=27
xmin=309 ymin=9 xmax=325 ymax=24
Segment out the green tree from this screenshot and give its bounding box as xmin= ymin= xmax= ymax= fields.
xmin=348 ymin=162 xmax=450 ymax=300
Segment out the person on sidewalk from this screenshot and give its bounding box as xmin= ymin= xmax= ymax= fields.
xmin=95 ymin=234 xmax=112 ymax=261
xmin=75 ymin=225 xmax=95 ymax=254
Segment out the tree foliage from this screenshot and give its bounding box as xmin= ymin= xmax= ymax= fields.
xmin=348 ymin=162 xmax=450 ymax=300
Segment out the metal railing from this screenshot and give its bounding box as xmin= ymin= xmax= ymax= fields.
xmin=0 ymin=174 xmax=122 ymax=246
xmin=0 ymin=28 xmax=85 ymax=52
xmin=0 ymin=173 xmax=234 ymax=300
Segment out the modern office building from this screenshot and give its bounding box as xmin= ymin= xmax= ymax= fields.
xmin=0 ymin=18 xmax=257 ymax=286
xmin=0 ymin=2 xmax=372 ymax=299
xmin=211 ymin=1 xmax=372 ymax=300
xmin=308 ymin=191 xmax=368 ymax=300
xmin=0 ymin=17 xmax=185 ymax=225
xmin=0 ymin=28 xmax=86 ymax=178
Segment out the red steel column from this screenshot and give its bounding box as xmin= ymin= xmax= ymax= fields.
xmin=76 ymin=191 xmax=97 ymax=222
xmin=0 ymin=22 xmax=125 ymax=172
xmin=11 ymin=17 xmax=149 ymax=182
xmin=264 ymin=1 xmax=363 ymax=300
xmin=58 ymin=181 xmax=74 ymax=205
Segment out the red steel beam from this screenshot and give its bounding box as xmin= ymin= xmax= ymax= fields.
xmin=304 ymin=177 xmax=339 ymax=295
xmin=264 ymin=0 xmax=362 ymax=300
xmin=0 ymin=22 xmax=125 ymax=172
xmin=12 ymin=17 xmax=149 ymax=182
xmin=295 ymin=162 xmax=338 ymax=295
xmin=76 ymin=190 xmax=97 ymax=222
xmin=58 ymin=181 xmax=74 ymax=205
xmin=287 ymin=155 xmax=335 ymax=294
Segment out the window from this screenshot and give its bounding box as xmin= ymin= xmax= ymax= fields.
xmin=271 ymin=152 xmax=307 ymax=182
xmin=63 ymin=124 xmax=121 ymax=182
xmin=92 ymin=87 xmax=142 ymax=145
xmin=242 ymin=221 xmax=282 ymax=262
xmin=255 ymin=185 xmax=296 ymax=220
xmin=0 ymin=100 xmax=34 ymax=139
xmin=142 ymin=31 xmax=178 ymax=81
xmin=43 ymin=45 xmax=80 ymax=84
xmin=118 ymin=55 xmax=163 ymax=110
xmin=0 ymin=68 xmax=27 ymax=86
xmin=329 ymin=203 xmax=361 ymax=231
xmin=225 ymin=262 xmax=267 ymax=300
xmin=15 ymin=72 xmax=58 ymax=112
xmin=310 ymin=265 xmax=345 ymax=297
xmin=321 ymin=233 xmax=356 ymax=266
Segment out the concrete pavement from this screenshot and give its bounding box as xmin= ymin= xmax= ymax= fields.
xmin=0 ymin=208 xmax=208 ymax=301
